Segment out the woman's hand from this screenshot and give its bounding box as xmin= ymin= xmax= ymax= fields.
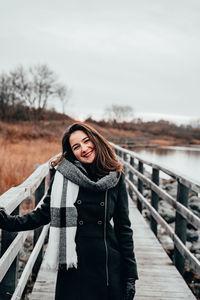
xmin=50 ymin=155 xmax=63 ymax=167
xmin=124 ymin=278 xmax=136 ymax=300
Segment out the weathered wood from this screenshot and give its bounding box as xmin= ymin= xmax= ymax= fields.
xmin=129 ymin=200 xmax=196 ymax=300
xmin=123 ymin=160 xmax=200 ymax=229
xmin=137 ymin=161 xmax=143 ymax=213
xmin=30 ymin=265 xmax=57 ymax=300
xmin=150 ymin=168 xmax=159 ymax=236
xmin=11 ymin=225 xmax=49 ymax=300
xmin=135 ymin=297 xmax=193 ymax=300
xmin=118 ymin=150 xmax=122 ymax=159
xmin=0 ymin=161 xmax=52 ymax=299
xmin=0 ymin=188 xmax=29 ymax=215
xmin=174 ymin=182 xmax=189 ymax=276
xmin=0 ymin=231 xmax=31 ymax=282
xmin=126 ymin=177 xmax=200 ymax=274
xmin=0 ymin=206 xmax=20 ymax=298
xmin=19 ymin=162 xmax=49 ymax=196
xmin=0 ymin=162 xmax=49 ymax=214
xmin=129 ymin=156 xmax=134 ymax=198
xmin=33 ymin=178 xmax=46 ymax=279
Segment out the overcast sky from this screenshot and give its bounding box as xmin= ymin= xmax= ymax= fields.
xmin=0 ymin=0 xmax=200 ymax=123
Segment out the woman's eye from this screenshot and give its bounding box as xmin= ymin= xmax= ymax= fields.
xmin=73 ymin=145 xmax=79 ymax=151
xmin=84 ymin=139 xmax=89 ymax=143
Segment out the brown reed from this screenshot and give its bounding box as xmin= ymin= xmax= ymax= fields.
xmin=0 ymin=138 xmax=61 ymax=195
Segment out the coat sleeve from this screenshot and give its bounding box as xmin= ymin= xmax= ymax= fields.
xmin=0 ymin=171 xmax=55 ymax=232
xmin=113 ymin=173 xmax=138 ymax=280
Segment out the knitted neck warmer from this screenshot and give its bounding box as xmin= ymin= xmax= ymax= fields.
xmin=43 ymin=159 xmax=119 ymax=270
xmin=57 ymin=158 xmax=120 ymax=191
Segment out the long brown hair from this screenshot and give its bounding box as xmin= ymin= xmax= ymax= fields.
xmin=59 ymin=122 xmax=123 ymax=177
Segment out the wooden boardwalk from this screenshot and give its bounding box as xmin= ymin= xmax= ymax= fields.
xmin=30 ymin=198 xmax=196 ymax=300
xmin=129 ymin=199 xmax=196 ymax=300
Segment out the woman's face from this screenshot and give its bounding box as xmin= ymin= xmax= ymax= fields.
xmin=69 ymin=130 xmax=96 ymax=164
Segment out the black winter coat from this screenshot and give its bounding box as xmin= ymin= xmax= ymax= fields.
xmin=0 ymin=170 xmax=138 ymax=300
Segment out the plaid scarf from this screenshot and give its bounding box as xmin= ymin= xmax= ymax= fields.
xmin=43 ymin=159 xmax=119 ymax=270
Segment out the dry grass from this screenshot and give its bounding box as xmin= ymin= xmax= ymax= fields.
xmin=0 ymin=138 xmax=61 ymax=195
xmin=1 ymin=119 xmax=199 ymax=196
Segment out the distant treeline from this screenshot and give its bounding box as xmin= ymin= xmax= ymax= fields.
xmin=0 ymin=104 xmax=70 ymax=122
xmin=0 ymin=64 xmax=70 ymax=122
xmin=1 ymin=64 xmax=200 ymax=142
xmin=85 ymin=117 xmax=200 ymax=141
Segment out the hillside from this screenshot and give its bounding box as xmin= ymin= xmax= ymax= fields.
xmin=1 ymin=118 xmax=200 ymax=146
xmin=1 ymin=118 xmax=200 ymax=195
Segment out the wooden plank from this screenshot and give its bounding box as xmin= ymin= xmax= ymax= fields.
xmin=127 ymin=178 xmax=200 ymax=274
xmin=129 ymin=200 xmax=196 ymax=300
xmin=0 ymin=162 xmax=49 ymax=214
xmin=0 ymin=231 xmax=31 ymax=282
xmin=174 ymin=182 xmax=188 ymax=275
xmin=135 ymin=296 xmax=193 ymax=300
xmin=0 ymin=188 xmax=30 ymax=214
xmin=11 ymin=225 xmax=49 ymax=300
xmin=135 ymin=290 xmax=194 ymax=297
xmin=151 ymin=168 xmax=159 ymax=236
xmin=125 ymin=161 xmax=200 ymax=230
xmin=19 ymin=162 xmax=49 ymax=195
xmin=30 ymin=266 xmax=57 ymax=300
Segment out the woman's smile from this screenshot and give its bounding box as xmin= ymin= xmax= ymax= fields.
xmin=82 ymin=150 xmax=94 ymax=158
xmin=69 ymin=130 xmax=96 ymax=164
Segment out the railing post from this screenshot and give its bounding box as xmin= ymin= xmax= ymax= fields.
xmin=129 ymin=156 xmax=134 ymax=199
xmin=123 ymin=152 xmax=128 ymax=176
xmin=32 ymin=177 xmax=46 ymax=280
xmin=137 ymin=160 xmax=143 ymax=213
xmin=174 ymin=182 xmax=189 ymax=276
xmin=0 ymin=207 xmax=19 ymax=299
xmin=150 ymin=168 xmax=159 ymax=236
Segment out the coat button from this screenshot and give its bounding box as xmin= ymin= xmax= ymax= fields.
xmin=77 ymin=200 xmax=82 ymax=204
xmin=79 ymin=220 xmax=84 ymax=225
xmin=97 ymin=220 xmax=102 ymax=225
xmin=100 ymin=202 xmax=104 ymax=206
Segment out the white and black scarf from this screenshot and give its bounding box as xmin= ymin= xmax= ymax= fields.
xmin=43 ymin=158 xmax=119 ymax=270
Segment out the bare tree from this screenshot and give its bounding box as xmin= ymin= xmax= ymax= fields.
xmin=0 ymin=74 xmax=11 ymax=120
xmin=56 ymin=84 xmax=72 ymax=114
xmin=9 ymin=65 xmax=30 ymax=106
xmin=105 ymin=104 xmax=134 ymax=123
xmin=29 ymin=64 xmax=57 ymax=110
xmin=0 ymin=64 xmax=71 ymax=121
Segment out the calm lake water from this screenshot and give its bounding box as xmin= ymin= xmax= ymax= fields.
xmin=132 ymin=146 xmax=200 ymax=183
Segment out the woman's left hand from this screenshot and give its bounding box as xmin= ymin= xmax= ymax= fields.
xmin=124 ymin=278 xmax=136 ymax=300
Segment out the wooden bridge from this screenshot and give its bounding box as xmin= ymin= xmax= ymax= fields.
xmin=0 ymin=143 xmax=200 ymax=299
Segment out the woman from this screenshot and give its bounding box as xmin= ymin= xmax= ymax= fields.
xmin=0 ymin=122 xmax=138 ymax=300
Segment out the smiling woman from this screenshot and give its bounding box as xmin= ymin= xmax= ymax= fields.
xmin=69 ymin=130 xmax=96 ymax=164
xmin=0 ymin=122 xmax=138 ymax=300
xmin=60 ymin=122 xmax=123 ymax=178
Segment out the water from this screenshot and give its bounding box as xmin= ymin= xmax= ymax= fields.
xmin=132 ymin=146 xmax=200 ymax=183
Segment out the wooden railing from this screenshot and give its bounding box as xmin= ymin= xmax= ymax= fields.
xmin=1 ymin=144 xmax=200 ymax=298
xmin=111 ymin=143 xmax=200 ymax=277
xmin=0 ymin=160 xmax=54 ymax=300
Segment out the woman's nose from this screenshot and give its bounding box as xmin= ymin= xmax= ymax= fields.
xmin=81 ymin=143 xmax=88 ymax=153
